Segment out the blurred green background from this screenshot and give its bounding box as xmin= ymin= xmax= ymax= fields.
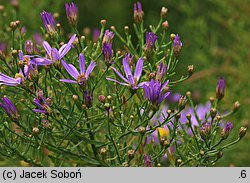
xmin=0 ymin=0 xmax=249 ymax=166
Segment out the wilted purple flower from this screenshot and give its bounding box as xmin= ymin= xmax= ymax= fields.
xmin=134 ymin=1 xmax=144 ymax=23
xmin=0 ymin=96 xmax=19 ymax=121
xmin=173 ymin=34 xmax=182 ymax=56
xmin=84 ymin=91 xmax=93 ymax=108
xmin=107 ymin=56 xmax=146 ymax=90
xmin=25 ymin=40 xmax=34 ymax=54
xmin=144 ymin=155 xmax=153 ymax=167
xmin=19 ymin=51 xmax=38 ymax=81
xmin=102 ymin=30 xmax=114 ymax=44
xmin=65 ymin=2 xmax=78 ymax=25
xmin=155 ymin=62 xmax=167 ymax=81
xmin=33 ymin=89 xmax=52 ymax=114
xmin=60 ymin=53 xmax=96 ymax=85
xmin=221 ymin=121 xmax=233 ymax=139
xmin=145 ymin=32 xmax=157 ymax=52
xmin=30 ymin=34 xmax=76 ymax=65
xmin=40 ymin=11 xmax=56 ymax=35
xmin=102 ymin=42 xmax=113 ymax=62
xmin=93 ymin=28 xmax=100 ymax=42
xmin=143 ymin=79 xmax=170 ymax=106
xmin=216 ymin=77 xmax=225 ymax=100
xmin=200 ymin=123 xmax=211 ymax=140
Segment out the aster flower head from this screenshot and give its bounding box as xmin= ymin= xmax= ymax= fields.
xmin=134 ymin=1 xmax=144 ymax=23
xmin=144 ymin=155 xmax=153 ymax=167
xmin=0 ymin=96 xmax=19 ymax=121
xmin=102 ymin=29 xmax=114 ymax=45
xmin=30 ymin=34 xmax=76 ymax=65
xmin=145 ymin=32 xmax=157 ymax=53
xmin=102 ymin=42 xmax=113 ymax=63
xmin=155 ymin=62 xmax=167 ymax=81
xmin=106 ymin=56 xmax=146 ymax=90
xmin=65 ymin=2 xmax=78 ymax=25
xmin=25 ymin=40 xmax=34 ymax=54
xmin=33 ymin=89 xmax=52 ymax=114
xmin=143 ymin=79 xmax=170 ymax=106
xmin=60 ymin=53 xmax=96 ymax=86
xmin=216 ymin=77 xmax=225 ymax=100
xmin=40 ymin=11 xmax=56 ymax=35
xmin=173 ymin=34 xmax=182 ymax=56
xmin=221 ymin=121 xmax=233 ymax=139
xmin=200 ymin=123 xmax=211 ymax=140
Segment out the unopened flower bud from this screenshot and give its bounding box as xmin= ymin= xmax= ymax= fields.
xmin=32 ymin=127 xmax=39 ymax=135
xmin=100 ymin=147 xmax=107 ymax=156
xmin=124 ymin=26 xmax=129 ymax=33
xmin=100 ymin=19 xmax=106 ymax=26
xmin=98 ymin=95 xmax=106 ymax=103
xmin=162 ymin=21 xmax=169 ymax=29
xmin=199 ymin=150 xmax=205 ymax=157
xmin=107 ymin=95 xmax=112 ymax=100
xmin=186 ymin=91 xmax=191 ymax=97
xmin=25 ymin=40 xmax=33 ymax=54
xmin=104 ymin=103 xmax=110 ymax=110
xmin=186 ymin=113 xmax=191 ymax=121
xmin=167 ymin=110 xmax=172 ymax=115
xmin=233 ymin=101 xmax=240 ymax=112
xmin=216 ymin=115 xmax=221 ymax=121
xmin=188 ymin=65 xmax=194 ymax=75
xmin=72 ymin=94 xmax=78 ymax=101
xmin=82 ymin=104 xmax=87 ymax=110
xmin=178 ymin=96 xmax=187 ymax=110
xmin=170 ymin=33 xmax=176 ymax=41
xmin=210 ymin=108 xmax=217 ymax=118
xmin=216 ymin=77 xmax=225 ymax=100
xmin=127 ymin=149 xmax=135 ymax=160
xmin=11 ymin=0 xmax=19 ymax=9
xmin=122 ymin=162 xmax=129 ymax=167
xmin=175 ymin=113 xmax=181 ymax=120
xmin=209 ymin=97 xmax=215 ymax=103
xmin=160 ymin=7 xmax=168 ymax=18
xmin=200 ymin=123 xmax=211 ymax=140
xmin=0 ymin=5 xmax=5 ymax=12
xmin=134 ymin=2 xmax=144 ymax=24
xmin=65 ymin=2 xmax=78 ymax=26
xmin=10 ymin=21 xmax=19 ymax=31
xmin=220 ymin=121 xmax=233 ymax=139
xmin=239 ymin=126 xmax=247 ymax=139
xmin=176 ymin=159 xmax=182 ymax=165
xmin=148 ymin=72 xmax=155 ymax=79
xmin=138 ymin=126 xmax=146 ymax=134
xmin=12 ymin=49 xmax=18 ymax=58
xmin=130 ymin=115 xmax=134 ymax=119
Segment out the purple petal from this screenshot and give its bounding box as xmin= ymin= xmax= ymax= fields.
xmin=122 ymin=57 xmax=132 ymax=80
xmin=33 ymin=109 xmax=47 ymax=113
xmin=43 ymin=41 xmax=52 ymax=55
xmin=138 ymin=81 xmax=149 ymax=88
xmin=111 ymin=67 xmax=128 ymax=83
xmin=51 ymin=48 xmax=60 ymax=61
xmin=134 ymin=57 xmax=144 ymax=80
xmin=30 ymin=58 xmax=53 ymax=65
xmin=106 ymin=78 xmax=129 ymax=86
xmin=160 ymin=80 xmax=169 ymax=92
xmin=61 ymin=60 xmax=79 ymax=80
xmin=59 ymin=79 xmax=78 ymax=84
xmin=79 ymin=53 xmax=86 ymax=75
xmin=0 ymin=73 xmax=21 ymax=85
xmin=158 ymin=92 xmax=170 ymax=104
xmin=85 ymin=61 xmax=96 ymax=79
xmin=59 ymin=34 xmax=76 ymax=58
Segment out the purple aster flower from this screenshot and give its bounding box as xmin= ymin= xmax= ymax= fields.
xmin=25 ymin=40 xmax=34 ymax=54
xmin=60 ymin=53 xmax=96 ymax=85
xmin=102 ymin=42 xmax=113 ymax=62
xmin=143 ymin=79 xmax=170 ymax=106
xmin=144 ymin=155 xmax=153 ymax=167
xmin=65 ymin=2 xmax=78 ymax=25
xmin=102 ymin=30 xmax=114 ymax=45
xmin=134 ymin=1 xmax=144 ymax=23
xmin=33 ymin=89 xmax=52 ymax=114
xmin=106 ymin=56 xmax=146 ymax=90
xmin=93 ymin=28 xmax=100 ymax=42
xmin=145 ymin=32 xmax=157 ymax=53
xmin=0 ymin=96 xmax=19 ymax=121
xmin=40 ymin=11 xmax=56 ymax=35
xmin=216 ymin=77 xmax=225 ymax=100
xmin=30 ymin=34 xmax=76 ymax=65
xmin=173 ymin=34 xmax=182 ymax=56
xmin=155 ymin=62 xmax=167 ymax=81
xmin=221 ymin=121 xmax=233 ymax=139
